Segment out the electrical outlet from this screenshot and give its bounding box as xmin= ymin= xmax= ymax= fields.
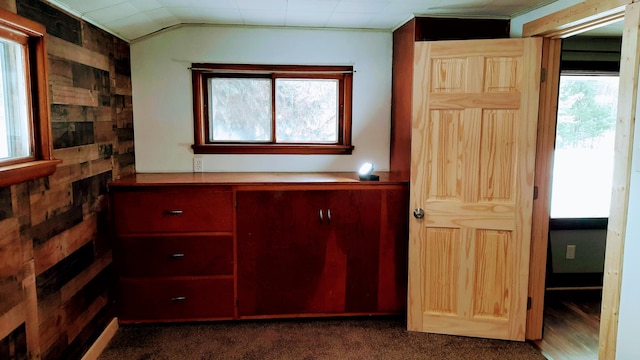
xmin=193 ymin=156 xmax=203 ymax=172
xmin=566 ymin=244 xmax=576 ymax=260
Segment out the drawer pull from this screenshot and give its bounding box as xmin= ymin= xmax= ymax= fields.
xmin=170 ymin=253 xmax=185 ymax=259
xmin=170 ymin=296 xmax=186 ymax=302
xmin=164 ymin=209 xmax=184 ymax=215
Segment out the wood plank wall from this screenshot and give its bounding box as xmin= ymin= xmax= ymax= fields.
xmin=0 ymin=0 xmax=134 ymax=358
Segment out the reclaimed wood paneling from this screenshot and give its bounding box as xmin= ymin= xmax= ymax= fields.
xmin=0 ymin=322 xmax=27 ymax=360
xmin=16 ymin=0 xmax=80 ymax=45
xmin=0 ymin=187 xmax=12 ymax=219
xmin=46 ymin=36 xmax=109 ymax=72
xmin=1 ymin=1 xmax=134 ymax=359
xmin=81 ymin=22 xmax=113 ymax=57
xmin=52 ymin=122 xmax=95 ymax=149
xmin=51 ymin=104 xmax=111 ymax=123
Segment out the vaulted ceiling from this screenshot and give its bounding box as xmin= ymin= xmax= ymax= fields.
xmin=46 ymin=0 xmax=560 ymax=41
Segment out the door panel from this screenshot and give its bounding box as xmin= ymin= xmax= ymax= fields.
xmin=408 ymin=37 xmax=542 ymax=341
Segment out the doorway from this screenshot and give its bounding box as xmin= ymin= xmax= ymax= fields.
xmin=533 ymin=28 xmax=622 ymax=360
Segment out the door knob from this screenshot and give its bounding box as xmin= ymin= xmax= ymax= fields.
xmin=413 ymin=208 xmax=425 ymax=219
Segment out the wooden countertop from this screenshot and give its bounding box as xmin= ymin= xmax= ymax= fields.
xmin=108 ymin=172 xmax=409 ymax=187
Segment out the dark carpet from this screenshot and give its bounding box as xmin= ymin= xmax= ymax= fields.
xmin=99 ymin=317 xmax=546 ymax=360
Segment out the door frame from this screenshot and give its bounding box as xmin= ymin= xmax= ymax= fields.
xmin=523 ymin=1 xmax=637 ymax=359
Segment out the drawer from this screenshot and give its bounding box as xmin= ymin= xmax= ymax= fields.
xmin=112 ymin=188 xmax=232 ymax=233
xmin=115 ymin=235 xmax=233 ymax=277
xmin=118 ymin=277 xmax=234 ymax=322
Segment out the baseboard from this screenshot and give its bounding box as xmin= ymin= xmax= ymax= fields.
xmin=81 ymin=317 xmax=119 ymax=360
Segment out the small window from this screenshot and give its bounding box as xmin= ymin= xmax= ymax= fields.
xmin=191 ymin=64 xmax=353 ymax=154
xmin=0 ymin=9 xmax=59 ymax=187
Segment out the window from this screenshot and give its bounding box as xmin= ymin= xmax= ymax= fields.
xmin=0 ymin=9 xmax=58 ymax=187
xmin=191 ymin=64 xmax=353 ymax=154
xmin=550 ymin=74 xmax=618 ymax=218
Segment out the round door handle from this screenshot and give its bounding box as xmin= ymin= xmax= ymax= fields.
xmin=413 ymin=208 xmax=425 ymax=219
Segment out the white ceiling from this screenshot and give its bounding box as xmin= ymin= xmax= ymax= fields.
xmin=46 ymin=0 xmax=560 ymax=42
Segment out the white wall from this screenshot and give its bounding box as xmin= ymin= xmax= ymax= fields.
xmin=130 ymin=25 xmax=392 ymax=173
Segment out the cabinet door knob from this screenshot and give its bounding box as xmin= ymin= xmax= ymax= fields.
xmin=327 ymin=209 xmax=331 ymax=223
xmin=164 ymin=209 xmax=183 ymax=215
xmin=170 ymin=296 xmax=186 ymax=302
xmin=319 ymin=209 xmax=324 ymax=223
xmin=413 ymin=208 xmax=425 ymax=219
xmin=170 ymin=253 xmax=185 ymax=259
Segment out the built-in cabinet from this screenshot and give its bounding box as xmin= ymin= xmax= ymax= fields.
xmin=111 ymin=186 xmax=235 ymax=322
xmin=109 ymin=173 xmax=408 ymax=323
xmin=237 ymin=188 xmax=406 ymax=317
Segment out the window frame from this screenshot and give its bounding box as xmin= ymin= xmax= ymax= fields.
xmin=191 ymin=63 xmax=354 ymax=155
xmin=0 ymin=8 xmax=59 ymax=188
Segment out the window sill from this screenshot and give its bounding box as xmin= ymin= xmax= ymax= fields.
xmin=0 ymin=159 xmax=62 ymax=188
xmin=192 ymin=144 xmax=354 ymax=155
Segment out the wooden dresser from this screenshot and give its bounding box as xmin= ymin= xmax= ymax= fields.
xmin=109 ymin=172 xmax=408 ymax=323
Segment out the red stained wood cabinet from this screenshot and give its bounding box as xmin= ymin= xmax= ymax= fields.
xmin=109 ymin=173 xmax=408 ymax=323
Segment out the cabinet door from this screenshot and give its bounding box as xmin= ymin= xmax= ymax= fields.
xmin=237 ymin=188 xmax=407 ymax=317
xmin=377 ymin=188 xmax=409 ymax=312
xmin=237 ymin=190 xmax=338 ymax=316
xmin=327 ymin=190 xmax=381 ymax=313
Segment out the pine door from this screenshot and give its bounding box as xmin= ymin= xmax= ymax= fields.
xmin=407 ymin=38 xmax=542 ymax=341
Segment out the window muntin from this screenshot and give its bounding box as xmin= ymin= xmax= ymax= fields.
xmin=0 ymin=37 xmax=31 ymax=163
xmin=192 ymin=64 xmax=353 ymax=155
xmin=550 ymin=74 xmax=618 ymax=219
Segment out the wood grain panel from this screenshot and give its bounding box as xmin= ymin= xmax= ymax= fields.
xmin=60 ymin=252 xmax=111 ymax=303
xmin=423 ymin=227 xmax=460 ymax=316
xmin=51 ymin=85 xmax=99 ymax=107
xmin=0 ymin=322 xmax=27 ymax=360
xmin=48 ymin=56 xmax=73 ymax=87
xmin=461 ymin=109 xmax=482 ymax=203
xmin=430 ymin=58 xmax=465 ymax=93
xmin=0 ymin=218 xmax=21 ymax=278
xmin=0 ymin=303 xmax=25 ymax=346
xmin=34 ymin=215 xmax=97 ymax=276
xmin=479 ymin=110 xmax=517 ymax=202
xmin=23 ymin=206 xmax=83 ymax=247
xmin=484 ymin=57 xmax=521 ymax=92
xmin=46 ymin=36 xmax=109 ymax=72
xmin=473 ymin=230 xmax=511 ymax=319
xmin=29 ymin=183 xmax=73 ymax=226
xmin=428 ymin=110 xmax=461 ymax=200
xmin=429 ymin=93 xmax=521 ymax=110
xmin=16 ymin=0 xmax=80 ymax=44
xmin=53 ymin=144 xmax=100 ymax=165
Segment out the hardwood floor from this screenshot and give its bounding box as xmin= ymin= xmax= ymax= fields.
xmin=532 ymin=289 xmax=602 ymax=360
